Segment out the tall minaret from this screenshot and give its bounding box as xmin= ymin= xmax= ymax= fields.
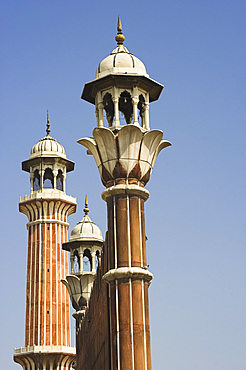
xmin=14 ymin=115 xmax=77 ymax=369
xmin=77 ymin=17 xmax=171 ymax=369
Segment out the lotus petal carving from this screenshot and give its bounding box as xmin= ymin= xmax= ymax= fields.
xmin=78 ymin=124 xmax=171 ymax=186
xmin=62 ymin=274 xmax=95 ymax=311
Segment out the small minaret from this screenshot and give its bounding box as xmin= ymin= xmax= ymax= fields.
xmin=14 ymin=115 xmax=77 ymax=369
xmin=77 ymin=17 xmax=171 ymax=369
xmin=62 ymin=196 xmax=103 ymax=326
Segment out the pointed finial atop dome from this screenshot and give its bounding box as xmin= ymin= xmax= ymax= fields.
xmin=83 ymin=195 xmax=89 ymax=215
xmin=46 ymin=110 xmax=50 ymax=136
xmin=115 ymin=15 xmax=125 ymax=45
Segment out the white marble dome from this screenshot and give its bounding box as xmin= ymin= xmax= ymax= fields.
xmin=70 ymin=214 xmax=103 ymax=243
xmin=96 ymin=45 xmax=148 ymax=79
xmin=30 ymin=135 xmax=67 ymax=159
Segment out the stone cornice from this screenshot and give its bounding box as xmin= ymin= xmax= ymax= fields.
xmin=101 ymin=183 xmax=149 ymax=201
xmin=103 ymin=267 xmax=153 ymax=283
xmin=20 ymin=190 xmax=76 ymax=205
xmin=14 ymin=345 xmax=76 ymax=355
xmin=27 ymin=219 xmax=69 ymax=228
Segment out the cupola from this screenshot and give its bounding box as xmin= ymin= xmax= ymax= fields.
xmin=22 ymin=113 xmax=74 ymax=193
xmin=81 ymin=16 xmax=164 ymax=131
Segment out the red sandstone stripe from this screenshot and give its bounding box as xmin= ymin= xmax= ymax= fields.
xmin=118 ymin=281 xmax=132 ymax=368
xmin=132 ymin=280 xmax=145 ymax=369
xmin=141 ymin=199 xmax=147 ymax=267
xmin=130 ymin=196 xmax=141 ymax=267
xmin=116 ymin=196 xmax=128 ymax=267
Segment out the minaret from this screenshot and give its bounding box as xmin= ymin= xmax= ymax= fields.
xmin=62 ymin=196 xmax=103 ymax=327
xmin=77 ymin=17 xmax=171 ymax=369
xmin=14 ymin=115 xmax=77 ymax=369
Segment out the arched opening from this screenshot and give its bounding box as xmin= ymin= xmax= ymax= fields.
xmin=103 ymin=92 xmax=114 ymax=126
xmin=119 ymin=90 xmax=133 ymax=124
xmin=56 ymin=169 xmax=63 ymax=191
xmin=95 ymin=250 xmax=100 ymax=270
xmin=33 ymin=169 xmax=40 ymax=191
xmin=73 ymin=250 xmax=80 ymax=273
xmin=138 ymin=94 xmax=145 ymax=126
xmin=43 ymin=168 xmax=54 ymax=189
xmin=83 ymin=249 xmax=92 ymax=272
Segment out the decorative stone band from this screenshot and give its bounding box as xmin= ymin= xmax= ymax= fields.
xmin=101 ymin=183 xmax=150 ymax=202
xmin=78 ymin=125 xmax=171 ymax=187
xmin=26 ymin=219 xmax=69 ymax=228
xmin=103 ymin=267 xmax=153 ymax=284
xmin=14 ymin=345 xmax=76 ymax=355
xmin=20 ymin=191 xmax=76 ymax=204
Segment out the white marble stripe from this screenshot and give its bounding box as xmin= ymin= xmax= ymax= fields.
xmin=56 ymin=222 xmax=58 ymax=346
xmin=32 ymin=223 xmax=37 ymax=345
xmin=60 ymin=223 xmax=63 ymax=346
xmin=50 ymin=219 xmax=52 ymax=345
xmin=126 ymin=194 xmax=131 ymax=267
xmin=63 ymin=223 xmax=68 ymax=346
xmin=37 ymin=222 xmax=42 ymax=345
xmin=138 ymin=197 xmax=143 ymax=268
xmin=28 ymin=224 xmax=33 ymax=345
xmin=113 ymin=195 xmax=117 ymax=269
xmin=43 ymin=222 xmax=47 ymax=345
xmin=115 ymin=280 xmax=120 ymax=370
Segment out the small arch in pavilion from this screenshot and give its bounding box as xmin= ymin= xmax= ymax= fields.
xmin=103 ymin=92 xmax=114 ymax=126
xmin=43 ymin=168 xmax=54 ymax=189
xmin=119 ymin=90 xmax=133 ymax=124
xmin=33 ymin=169 xmax=40 ymax=191
xmin=56 ymin=169 xmax=63 ymax=191
xmin=83 ymin=249 xmax=92 ymax=272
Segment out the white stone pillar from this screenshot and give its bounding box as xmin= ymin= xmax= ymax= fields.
xmin=30 ymin=171 xmax=34 ymax=193
xmin=40 ymin=169 xmax=45 ymax=191
xmin=53 ymin=169 xmax=58 ymax=190
xmin=91 ymin=251 xmax=96 ymax=272
xmin=113 ymin=97 xmax=120 ymax=127
xmin=98 ymin=102 xmax=104 ymax=127
xmin=144 ymin=103 xmax=150 ymax=130
xmin=63 ymin=171 xmax=67 ymax=193
xmin=132 ymin=97 xmax=139 ymax=125
xmin=79 ymin=251 xmax=84 ymax=274
xmin=70 ymin=253 xmax=74 ymax=274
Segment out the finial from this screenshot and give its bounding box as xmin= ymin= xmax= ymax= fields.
xmin=46 ymin=110 xmax=50 ymax=136
xmin=83 ymin=195 xmax=89 ymax=215
xmin=115 ymin=15 xmax=125 ymax=45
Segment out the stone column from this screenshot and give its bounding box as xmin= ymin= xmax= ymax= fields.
xmin=63 ymin=171 xmax=67 ymax=193
xmin=98 ymin=102 xmax=104 ymax=127
xmin=40 ymin=169 xmax=45 ymax=191
xmin=102 ymin=184 xmax=152 ymax=370
xmin=53 ymin=169 xmax=58 ymax=190
xmin=79 ymin=250 xmax=84 ymax=274
xmin=70 ymin=253 xmax=75 ymax=274
xmin=78 ymin=123 xmax=171 ymax=370
xmin=132 ymin=97 xmax=139 ymax=125
xmin=113 ymin=97 xmax=120 ymax=127
xmin=143 ymin=103 xmax=150 ymax=130
xmin=91 ymin=251 xmax=96 ymax=272
xmin=30 ymin=171 xmax=34 ymax=193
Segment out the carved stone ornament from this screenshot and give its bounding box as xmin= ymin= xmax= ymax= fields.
xmin=78 ymin=125 xmax=171 ymax=187
xmin=62 ymin=274 xmax=95 ymax=312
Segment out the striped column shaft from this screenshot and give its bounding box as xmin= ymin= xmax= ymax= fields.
xmin=22 ymin=199 xmax=74 ymax=347
xmin=105 ymin=190 xmax=152 ymax=370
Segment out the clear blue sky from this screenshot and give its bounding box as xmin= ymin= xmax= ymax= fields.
xmin=1 ymin=1 xmax=246 ymax=369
